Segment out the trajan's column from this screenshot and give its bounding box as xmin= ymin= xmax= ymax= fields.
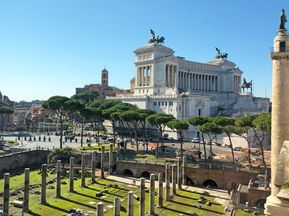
xmin=265 ymin=9 xmax=289 ymax=215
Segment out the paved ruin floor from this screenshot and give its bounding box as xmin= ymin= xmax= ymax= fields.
xmin=0 ymin=171 xmax=259 ymax=215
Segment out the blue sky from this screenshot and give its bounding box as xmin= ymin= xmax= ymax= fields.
xmin=0 ymin=0 xmax=287 ymax=101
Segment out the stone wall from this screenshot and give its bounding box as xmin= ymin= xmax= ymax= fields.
xmin=0 ymin=150 xmax=50 ymax=174
xmin=116 ymin=160 xmax=259 ymax=190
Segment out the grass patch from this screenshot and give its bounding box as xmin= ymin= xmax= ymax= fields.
xmin=2 ymin=171 xmax=226 ymax=216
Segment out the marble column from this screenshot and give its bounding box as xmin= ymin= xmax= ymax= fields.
xmin=69 ymin=157 xmax=74 ymax=192
xmin=165 ymin=163 xmax=170 ymax=201
xmin=101 ymin=146 xmax=105 ymax=179
xmin=56 ymin=160 xmax=61 ymax=198
xmin=109 ymin=144 xmax=113 ymax=174
xmin=23 ymin=168 xmax=30 ymax=212
xmin=177 ymin=158 xmax=182 ymax=190
xmin=96 ymin=202 xmax=103 ymax=216
xmin=139 ymin=178 xmax=145 ymax=216
xmin=3 ymin=173 xmax=10 ymax=215
xmin=40 ymin=164 xmax=47 ymax=204
xmin=114 ymin=197 xmax=120 ymax=216
xmin=182 ymin=156 xmax=186 ymax=185
xmin=91 ymin=151 xmax=96 ymax=183
xmin=128 ymin=191 xmax=134 ymax=216
xmin=172 ymin=165 xmax=177 ymax=196
xmin=158 ymin=173 xmax=163 ymax=208
xmin=149 ymin=174 xmax=155 ymax=215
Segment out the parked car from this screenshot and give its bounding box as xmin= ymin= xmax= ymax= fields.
xmin=191 ymin=137 xmax=200 ymax=143
xmin=65 ymin=134 xmax=75 ymax=140
xmin=234 ymin=147 xmax=243 ymax=151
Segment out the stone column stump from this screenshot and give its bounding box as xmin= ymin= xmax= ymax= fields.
xmin=128 ymin=191 xmax=134 ymax=216
xmin=139 ymin=177 xmax=146 ymax=216
xmin=3 ymin=173 xmax=10 ymax=215
xmin=40 ymin=164 xmax=47 ymax=204
xmin=69 ymin=157 xmax=74 ymax=192
xmin=158 ymin=172 xmax=163 ymax=208
xmin=23 ymin=168 xmax=30 ymax=212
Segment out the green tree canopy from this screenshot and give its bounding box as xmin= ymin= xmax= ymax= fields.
xmin=166 ymin=120 xmax=189 ymax=156
xmin=43 ymin=96 xmax=81 ymax=148
xmin=147 ymin=113 xmax=175 ymax=157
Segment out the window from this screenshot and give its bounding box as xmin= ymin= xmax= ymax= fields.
xmin=280 ymin=41 xmax=286 ymax=52
xmin=169 ymin=101 xmax=173 ymax=106
xmin=153 ymin=102 xmax=157 ymax=106
xmin=198 ymin=109 xmax=202 ymax=116
xmin=165 ymin=102 xmax=167 ymax=106
xmin=158 ymin=102 xmax=161 ymax=106
xmin=179 ymin=106 xmax=182 ymax=112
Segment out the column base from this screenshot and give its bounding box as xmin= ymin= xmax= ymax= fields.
xmin=265 ymin=194 xmax=289 ymax=215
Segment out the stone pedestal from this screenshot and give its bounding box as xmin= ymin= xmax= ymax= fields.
xmin=158 ymin=173 xmax=163 ymax=207
xmin=23 ymin=168 xmax=30 ymax=212
xmin=3 ymin=173 xmax=10 ymax=215
xmin=91 ymin=151 xmax=96 ymax=183
xmin=101 ymin=146 xmax=105 ymax=179
xmin=265 ymin=191 xmax=289 ymax=216
xmin=41 ymin=164 xmax=47 ymax=204
xmin=56 ymin=160 xmax=61 ymax=198
xmin=139 ymin=178 xmax=145 ymax=216
xmin=69 ymin=157 xmax=74 ymax=192
xmin=149 ymin=174 xmax=155 ymax=215
xmin=81 ymin=154 xmax=86 ymax=187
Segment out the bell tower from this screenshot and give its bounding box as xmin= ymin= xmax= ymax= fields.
xmin=101 ymin=68 xmax=108 ymax=87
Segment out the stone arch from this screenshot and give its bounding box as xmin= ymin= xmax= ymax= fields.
xmin=186 ymin=177 xmax=196 ymax=186
xmin=123 ymin=169 xmax=134 ymax=177
xmin=256 ymin=199 xmax=266 ymax=209
xmin=202 ymin=179 xmax=218 ymax=188
xmin=140 ymin=171 xmax=151 ymax=179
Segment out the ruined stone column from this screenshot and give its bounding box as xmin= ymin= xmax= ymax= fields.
xmin=114 ymin=197 xmax=120 ymax=216
xmin=69 ymin=157 xmax=74 ymax=192
xmin=56 ymin=160 xmax=61 ymax=198
xmin=109 ymin=144 xmax=113 ymax=174
xmin=139 ymin=177 xmax=145 ymax=216
xmin=3 ymin=173 xmax=10 ymax=215
xmin=96 ymin=202 xmax=103 ymax=216
xmin=40 ymin=164 xmax=47 ymax=204
xmin=158 ymin=172 xmax=163 ymax=208
xmin=149 ymin=174 xmax=155 ymax=215
xmin=91 ymin=151 xmax=96 ymax=183
xmin=81 ymin=154 xmax=85 ymax=187
xmin=177 ymin=157 xmax=182 ymax=190
xmin=128 ymin=191 xmax=134 ymax=216
xmin=172 ymin=165 xmax=177 ymax=196
xmin=182 ymin=156 xmax=186 ymax=185
xmin=23 ymin=168 xmax=30 ymax=212
xmin=165 ymin=163 xmax=170 ymax=201
xmin=101 ymin=146 xmax=105 ymax=179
